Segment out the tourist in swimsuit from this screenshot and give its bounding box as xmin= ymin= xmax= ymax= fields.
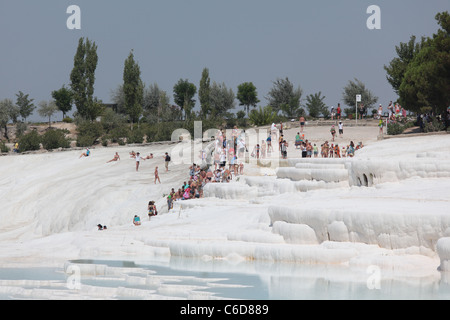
xmin=107 ymin=152 xmax=120 ymax=163
xmin=135 ymin=152 xmax=141 ymax=171
xmin=148 ymin=201 xmax=157 ymax=219
xmin=330 ymin=125 xmax=336 ymax=142
xmin=266 ymin=134 xmax=272 ymax=152
xmin=299 ymin=116 xmax=305 ymax=133
xmin=79 ymin=148 xmax=90 ymax=158
xmin=133 ymin=215 xmax=141 ymax=226
xmin=154 ymin=166 xmax=161 ymax=184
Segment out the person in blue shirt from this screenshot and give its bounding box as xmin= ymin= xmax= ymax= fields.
xmin=79 ymin=148 xmax=90 ymax=158
xmin=133 ymin=215 xmax=141 ymax=226
xmin=266 ymin=133 xmax=273 ymax=152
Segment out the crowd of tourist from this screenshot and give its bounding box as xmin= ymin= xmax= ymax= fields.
xmin=162 ymin=128 xmax=248 ymax=212
xmin=148 ymin=122 xmax=368 ymax=218
xmin=163 ymin=160 xmax=245 ymax=212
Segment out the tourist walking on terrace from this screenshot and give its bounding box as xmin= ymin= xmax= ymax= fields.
xmin=338 ymin=121 xmax=344 ymax=138
xmin=377 ymin=104 xmax=383 ymax=119
xmin=135 ymin=152 xmax=141 ymax=171
xmin=164 ymin=152 xmax=171 ymax=172
xmin=330 ymin=125 xmax=336 ymax=142
xmin=154 ymin=166 xmax=161 ymax=184
xmin=299 ymin=116 xmax=306 ymax=133
xmin=280 ymin=140 xmax=288 ymax=159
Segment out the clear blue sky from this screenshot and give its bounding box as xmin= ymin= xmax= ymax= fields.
xmin=0 ymin=0 xmax=448 ymax=121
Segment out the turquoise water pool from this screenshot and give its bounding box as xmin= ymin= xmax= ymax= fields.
xmin=1 ymin=258 xmax=449 ymax=300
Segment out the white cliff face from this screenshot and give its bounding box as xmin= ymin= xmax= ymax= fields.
xmin=201 ymin=135 xmax=450 ymax=268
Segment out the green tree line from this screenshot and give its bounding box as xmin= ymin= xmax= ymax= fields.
xmin=2 ymin=11 xmax=448 ymax=151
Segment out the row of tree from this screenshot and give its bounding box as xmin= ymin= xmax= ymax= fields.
xmin=68 ymin=38 xmax=381 ymax=125
xmin=0 ymin=92 xmax=66 ymax=140
xmin=6 ymin=11 xmax=447 ymax=142
xmin=1 ymin=35 xmax=382 ymax=143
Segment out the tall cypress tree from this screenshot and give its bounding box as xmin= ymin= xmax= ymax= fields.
xmin=70 ymin=37 xmax=99 ymax=121
xmin=199 ymin=68 xmax=211 ymax=119
xmin=123 ymin=50 xmax=144 ymax=125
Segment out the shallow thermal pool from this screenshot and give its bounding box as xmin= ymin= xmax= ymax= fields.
xmin=1 ymin=258 xmax=450 ymax=300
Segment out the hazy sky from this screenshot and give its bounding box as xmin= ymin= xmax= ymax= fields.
xmin=0 ymin=0 xmax=448 ymax=121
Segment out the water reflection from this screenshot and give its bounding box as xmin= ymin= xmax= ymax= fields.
xmin=1 ymin=258 xmax=449 ymax=299
xmin=67 ymin=257 xmax=450 ymax=300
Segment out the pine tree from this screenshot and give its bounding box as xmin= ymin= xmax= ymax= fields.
xmin=51 ymin=85 xmax=73 ymax=120
xmin=15 ymin=91 xmax=35 ymax=122
xmin=237 ymin=82 xmax=259 ymax=116
xmin=265 ymin=77 xmax=302 ymax=117
xmin=173 ymin=79 xmax=197 ymax=120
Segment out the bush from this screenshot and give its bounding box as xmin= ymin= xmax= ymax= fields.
xmin=76 ymin=120 xmax=104 ymax=147
xmin=101 ymin=136 xmax=109 ymax=147
xmin=402 ymin=121 xmax=415 ymax=130
xmin=62 ymin=117 xmax=73 ymax=123
xmin=15 ymin=122 xmax=28 ymax=138
xmin=249 ymin=106 xmax=277 ymax=126
xmin=343 ymin=108 xmax=354 ymax=118
xmin=236 ymin=111 xmax=248 ymax=128
xmin=0 ymin=141 xmax=9 ymax=153
xmin=424 ymin=117 xmax=445 ymax=133
xmin=101 ymin=108 xmax=126 ymax=132
xmin=18 ymin=130 xmax=41 ymax=152
xmin=41 ymin=129 xmax=71 ymax=150
xmin=76 ymin=135 xmax=96 ymax=148
xmin=109 ymin=125 xmax=130 ymax=143
xmin=146 ymin=122 xmax=178 ymax=142
xmin=387 ymin=122 xmax=405 ymax=135
xmin=127 ymin=127 xmax=145 ymax=144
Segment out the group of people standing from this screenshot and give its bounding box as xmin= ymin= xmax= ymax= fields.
xmin=330 ymin=104 xmax=343 ymax=120
xmin=319 ymin=140 xmax=361 ymax=158
xmin=387 ymin=101 xmax=407 ymax=121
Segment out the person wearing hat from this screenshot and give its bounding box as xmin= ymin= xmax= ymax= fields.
xmin=377 ymin=104 xmax=383 ymax=119
xmin=338 ymin=121 xmax=344 ymax=137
